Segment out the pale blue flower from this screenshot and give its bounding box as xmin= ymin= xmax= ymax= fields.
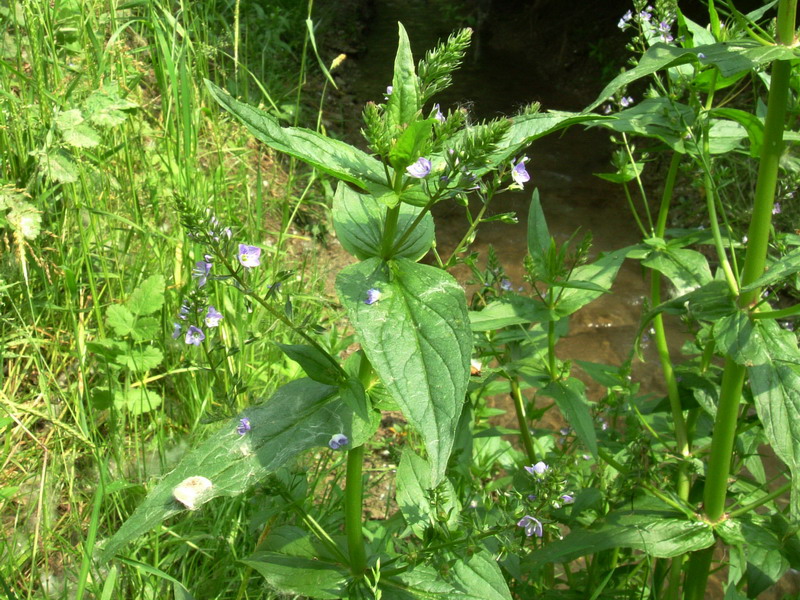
xmin=329 ymin=433 xmax=349 ymax=450
xmin=205 ymin=305 xmax=223 ymax=328
xmin=185 ymin=325 xmax=205 ymax=346
xmin=561 ymin=494 xmax=575 ymax=504
xmin=192 ymin=260 xmax=212 ymax=287
xmin=236 ymin=417 xmax=251 ymax=435
xmin=618 ymin=10 xmax=633 ymax=29
xmin=365 ymin=288 xmax=381 ymax=305
xmin=658 ymin=21 xmax=673 ymax=43
xmin=172 ymin=322 xmax=182 ymax=339
xmin=773 ymin=202 xmax=782 ymax=215
xmin=525 ymin=461 xmax=548 ymax=477
xmin=238 ymin=244 xmax=261 ymax=268
xmin=511 ymin=160 xmax=530 ymax=186
xmin=620 ymin=96 xmax=634 ymax=108
xmin=406 ymin=157 xmax=432 ymax=179
xmin=500 ymin=278 xmax=513 ymax=291
xmin=433 ymin=103 xmax=445 ymax=123
xmin=517 ymin=515 xmax=543 ymax=537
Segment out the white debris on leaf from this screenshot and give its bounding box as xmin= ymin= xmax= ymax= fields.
xmin=172 ymin=476 xmax=213 ymax=510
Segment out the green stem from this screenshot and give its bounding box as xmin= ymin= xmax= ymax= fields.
xmin=345 ymin=445 xmax=367 ymax=575
xmin=728 ymin=482 xmax=791 ymax=518
xmin=547 ymin=320 xmax=557 ymax=380
xmin=751 ymin=303 xmax=800 ymax=319
xmin=510 ymin=376 xmax=537 ymax=464
xmin=381 ymin=204 xmax=401 ymax=259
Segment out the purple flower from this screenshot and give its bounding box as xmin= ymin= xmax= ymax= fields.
xmin=178 ymin=303 xmax=190 ymax=320
xmin=185 ymin=325 xmax=205 ymax=346
xmin=500 ymin=278 xmax=513 ymax=291
xmin=524 ymin=461 xmax=549 ymax=477
xmin=517 ymin=515 xmax=543 ymax=537
xmin=406 ymin=157 xmax=432 ymax=179
xmin=618 ymin=10 xmax=633 ymax=29
xmin=511 ymin=160 xmax=530 ymax=186
xmin=329 ymin=433 xmax=349 ymax=450
xmin=433 ymin=103 xmax=445 ymax=123
xmin=172 ymin=322 xmax=182 ymax=339
xmin=561 ymin=494 xmax=575 ymax=504
xmin=238 ymin=244 xmax=261 ymax=268
xmin=658 ymin=21 xmax=673 ymax=43
xmin=698 ymin=52 xmax=706 ymax=59
xmin=236 ymin=417 xmax=251 ymax=435
xmin=365 ymin=288 xmax=381 ymax=305
xmin=620 ymin=96 xmax=634 ymax=108
xmin=386 ymin=85 xmax=393 ymax=96
xmin=192 ymin=260 xmax=212 ymax=287
xmin=639 ymin=9 xmax=652 ymax=21
xmin=773 ymin=202 xmax=782 ymax=215
xmin=205 ymin=305 xmax=223 ymax=328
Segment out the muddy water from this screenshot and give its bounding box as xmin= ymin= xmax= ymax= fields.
xmin=342 ymin=0 xmax=671 ymax=399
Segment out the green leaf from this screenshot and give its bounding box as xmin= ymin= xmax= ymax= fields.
xmin=541 ymin=378 xmax=597 ymax=458
xmin=126 ymin=274 xmax=165 ymax=316
xmin=114 ymin=346 xmax=163 ymax=372
xmin=99 ymin=379 xmax=366 ymax=562
xmin=114 ymin=388 xmax=162 ymax=415
xmin=130 ymin=317 xmax=161 ymax=342
xmin=339 ymin=375 xmax=371 ymax=423
xmin=715 ymin=313 xmax=800 ymax=367
xmin=526 ymin=189 xmax=549 ymax=257
xmin=55 ymin=108 xmax=84 ymax=130
xmin=739 ymin=246 xmax=800 ymax=293
xmin=336 ymin=258 xmax=471 ymax=485
xmin=554 ymin=248 xmax=627 ymax=317
xmin=597 ymin=98 xmax=695 ymax=152
xmin=386 ymin=23 xmax=421 ymax=131
xmin=106 ymin=304 xmax=135 ymax=337
xmin=710 ymin=107 xmax=763 ymax=157
xmin=382 ymin=551 xmax=511 ymax=600
xmin=396 ymin=449 xmax=460 ymax=538
xmin=332 ymin=183 xmax=434 ymax=261
xmin=62 ymin=122 xmax=101 ymax=148
xmin=40 ymin=150 xmax=78 ymax=183
xmin=469 ymin=296 xmax=553 ymax=332
xmin=277 ymin=343 xmax=343 ymax=385
xmin=7 ymin=202 xmax=42 ymax=240
xmin=243 ymin=526 xmax=348 ymax=599
xmin=525 ymin=512 xmax=714 ymax=566
xmin=84 ymin=84 xmax=137 ymax=128
xmin=389 ymin=119 xmax=433 ymax=171
xmin=641 ymin=247 xmax=712 ymax=296
xmin=588 ymin=42 xmax=797 ymax=112
xmin=749 ymin=361 xmax=800 ymax=513
xmin=206 ymin=81 xmax=391 ymax=196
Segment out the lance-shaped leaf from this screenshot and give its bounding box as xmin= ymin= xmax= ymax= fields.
xmin=541 ymin=378 xmax=597 ymax=458
xmin=206 ymin=81 xmax=391 ymax=196
xmin=641 ymin=246 xmax=712 ymax=296
xmin=588 ymin=42 xmax=798 ymax=112
xmin=99 ymin=379 xmax=366 ymax=562
xmin=332 ymin=183 xmax=434 ymax=261
xmin=749 ymin=361 xmax=800 ymax=514
xmin=554 ymin=248 xmax=628 ymax=317
xmin=386 ymin=22 xmax=421 ymax=132
xmin=336 ymin=258 xmax=471 ymax=485
xmin=396 ymin=449 xmax=460 ymax=538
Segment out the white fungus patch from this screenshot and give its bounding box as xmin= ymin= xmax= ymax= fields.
xmin=172 ymin=476 xmax=213 ymax=510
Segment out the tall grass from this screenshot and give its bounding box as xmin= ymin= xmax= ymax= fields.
xmin=0 ymin=0 xmax=335 ymax=597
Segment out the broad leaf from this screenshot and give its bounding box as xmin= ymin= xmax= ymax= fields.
xmin=396 ymin=449 xmax=460 ymax=537
xmin=99 ymin=379 xmax=365 ymax=562
xmin=715 ymin=313 xmax=800 ymax=367
xmin=106 ymin=304 xmax=135 ymax=337
xmin=749 ymin=361 xmax=800 ymax=514
xmin=382 ymin=551 xmax=511 ymax=600
xmin=277 ymin=343 xmax=343 ymax=385
xmin=206 ymin=81 xmax=391 ymax=195
xmin=541 ymin=378 xmax=597 ymax=457
xmin=243 ymin=526 xmax=349 ymax=599
xmin=389 ymin=119 xmax=433 ymax=171
xmin=332 ymin=183 xmax=434 ymax=261
xmin=114 ymin=346 xmax=163 ymax=372
xmin=336 ymin=258 xmax=471 ymax=484
xmin=596 ymin=98 xmax=695 ymax=152
xmin=642 ymin=247 xmax=712 ymax=296
xmin=41 ymin=150 xmax=78 ymax=183
xmin=62 ymin=123 xmax=101 ymax=148
xmin=386 ymin=23 xmax=420 ymax=132
xmin=126 ymin=274 xmax=165 ymax=316
xmin=739 ymin=246 xmax=800 ymax=293
xmin=114 ymin=388 xmax=162 ymax=415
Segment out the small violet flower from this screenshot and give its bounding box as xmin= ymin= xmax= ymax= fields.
xmin=236 ymin=417 xmax=251 ymax=436
xmin=172 ymin=322 xmax=182 ymax=339
xmin=433 ymin=103 xmax=445 ymax=123
xmin=185 ymin=325 xmax=205 ymax=346
xmin=773 ymin=202 xmax=782 ymax=215
xmin=238 ymin=244 xmax=262 ymax=268
xmin=618 ymin=10 xmax=633 ymax=29
xmin=500 ymin=278 xmax=513 ymax=291
xmin=511 ymin=159 xmax=530 ymax=186
xmin=205 ymin=305 xmax=223 ymax=328
xmin=517 ymin=515 xmax=543 ymax=538
xmin=658 ymin=21 xmax=673 ymax=43
xmin=386 ymin=85 xmax=393 ymax=96
xmin=561 ymin=494 xmax=575 ymax=504
xmin=406 ymin=157 xmax=432 ymax=179
xmin=620 ymin=96 xmax=634 ymax=108
xmin=192 ymin=260 xmax=212 ymax=287
xmin=525 ymin=461 xmax=549 ymax=477
xmin=329 ymin=433 xmax=349 ymax=450
xmin=639 ymin=9 xmax=652 ymax=21
xmin=365 ymin=288 xmax=381 ymax=305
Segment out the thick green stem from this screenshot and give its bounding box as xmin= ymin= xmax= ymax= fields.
xmin=510 ymin=377 xmax=537 ymax=465
xmin=345 ymin=444 xmax=367 ymax=575
xmin=381 ymin=205 xmax=401 ymax=259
